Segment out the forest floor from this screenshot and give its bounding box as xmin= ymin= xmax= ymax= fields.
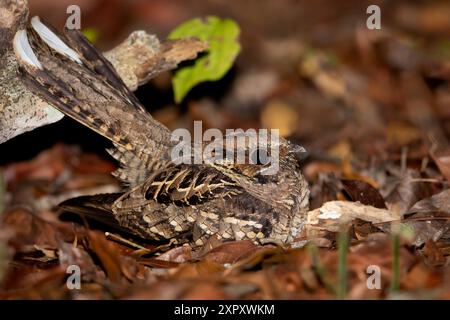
xmin=0 ymin=0 xmax=449 ymax=299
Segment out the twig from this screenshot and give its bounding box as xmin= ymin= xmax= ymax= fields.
xmin=409 ymin=178 xmax=446 ymax=184
xmin=105 ymin=232 xmax=149 ymax=252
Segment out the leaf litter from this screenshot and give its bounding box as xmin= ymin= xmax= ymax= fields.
xmin=1 ymin=0 xmax=450 ymax=300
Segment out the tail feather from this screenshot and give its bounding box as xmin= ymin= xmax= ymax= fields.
xmin=59 ymin=193 xmax=127 ymax=232
xmin=14 ymin=16 xmax=174 ymax=186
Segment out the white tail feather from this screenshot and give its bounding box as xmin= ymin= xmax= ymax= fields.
xmin=31 ymin=16 xmax=82 ymax=64
xmin=13 ymin=30 xmax=43 ymax=70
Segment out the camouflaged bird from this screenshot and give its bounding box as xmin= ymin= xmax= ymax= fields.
xmin=13 ymin=16 xmax=310 ymax=247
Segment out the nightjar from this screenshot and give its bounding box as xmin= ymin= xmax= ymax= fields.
xmin=13 ymin=16 xmax=310 ymax=247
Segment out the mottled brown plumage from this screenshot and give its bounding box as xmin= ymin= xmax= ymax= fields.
xmin=14 ymin=17 xmax=310 ymax=247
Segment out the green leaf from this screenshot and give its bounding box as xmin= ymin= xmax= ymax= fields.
xmin=168 ymin=16 xmax=241 ymax=103
xmin=82 ymin=27 xmax=100 ymax=44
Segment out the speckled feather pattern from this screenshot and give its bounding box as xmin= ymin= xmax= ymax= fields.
xmin=14 ymin=18 xmax=310 ymax=247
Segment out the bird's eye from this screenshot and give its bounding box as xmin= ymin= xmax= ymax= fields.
xmin=224 ymin=149 xmax=235 ymax=161
xmin=250 ymin=148 xmax=270 ymax=165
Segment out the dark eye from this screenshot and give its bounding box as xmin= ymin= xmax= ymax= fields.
xmin=224 ymin=149 xmax=235 ymax=161
xmin=250 ymin=148 xmax=270 ymax=165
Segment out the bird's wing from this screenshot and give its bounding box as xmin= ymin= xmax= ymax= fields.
xmin=115 ymin=163 xmax=241 ymax=208
xmin=13 ymin=16 xmax=173 ymax=185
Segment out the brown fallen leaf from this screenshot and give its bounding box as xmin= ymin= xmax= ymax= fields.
xmin=4 ymin=144 xmax=77 ymax=184
xmin=383 ymin=168 xmax=430 ymax=215
xmin=403 ymin=189 xmax=450 ymax=246
xmin=87 ymin=230 xmax=136 ymax=283
xmin=181 ymin=282 xmax=228 ymax=300
xmin=386 ymin=121 xmax=422 ymax=147
xmin=58 ymin=242 xmax=103 ymax=286
xmin=0 ymin=264 xmax=67 ymax=299
xmin=407 ymin=189 xmax=450 ymax=214
xmin=156 ymin=244 xmax=192 ymax=264
xmin=138 ymin=257 xmax=179 ymax=269
xmin=430 ymin=144 xmax=450 ymax=183
xmin=196 ymin=240 xmax=261 ymax=265
xmin=349 ymin=233 xmax=417 ymax=295
xmin=351 ymin=218 xmax=385 ymax=241
xmin=309 ymin=172 xmax=342 ymax=210
xmin=2 ymin=208 xmax=61 ymax=248
xmin=401 ymin=263 xmax=444 ymax=291
xmin=173 ymin=259 xmax=225 ymax=279
xmin=422 ymin=240 xmax=447 ymax=268
xmin=341 ymin=179 xmax=387 ymax=209
xmin=227 ymin=246 xmax=281 ymax=273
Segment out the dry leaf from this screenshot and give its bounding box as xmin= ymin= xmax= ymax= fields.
xmin=341 ymin=179 xmax=387 ymax=209
xmin=306 ymin=201 xmax=400 ymax=234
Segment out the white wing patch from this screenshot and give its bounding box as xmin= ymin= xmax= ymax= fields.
xmin=30 ymin=16 xmax=82 ymax=64
xmin=13 ymin=30 xmax=43 ymax=70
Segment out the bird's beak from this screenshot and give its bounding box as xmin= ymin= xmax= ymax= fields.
xmin=291 ymin=144 xmax=309 ymax=162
